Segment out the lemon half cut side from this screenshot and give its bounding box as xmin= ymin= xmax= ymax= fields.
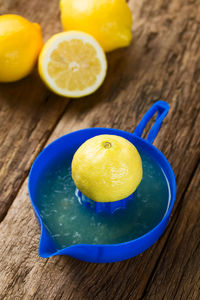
xmin=38 ymin=31 xmax=107 ymax=98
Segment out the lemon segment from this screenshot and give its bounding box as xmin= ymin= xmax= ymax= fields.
xmin=60 ymin=0 xmax=133 ymax=52
xmin=72 ymin=135 xmax=143 ymax=202
xmin=0 ymin=14 xmax=43 ymax=82
xmin=38 ymin=31 xmax=107 ymax=97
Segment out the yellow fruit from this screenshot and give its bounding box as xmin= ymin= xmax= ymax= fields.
xmin=0 ymin=14 xmax=43 ymax=82
xmin=72 ymin=135 xmax=143 ymax=202
xmin=38 ymin=31 xmax=107 ymax=98
xmin=60 ymin=0 xmax=132 ymax=52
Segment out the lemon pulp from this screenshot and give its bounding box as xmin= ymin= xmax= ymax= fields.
xmin=38 ymin=31 xmax=107 ymax=97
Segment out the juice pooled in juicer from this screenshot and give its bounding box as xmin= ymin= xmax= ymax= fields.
xmin=28 ymin=101 xmax=176 ymax=263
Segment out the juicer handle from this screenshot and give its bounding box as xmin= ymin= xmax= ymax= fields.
xmin=134 ymin=101 xmax=169 ymax=144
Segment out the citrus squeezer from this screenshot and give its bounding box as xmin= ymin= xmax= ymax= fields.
xmin=76 ymin=188 xmax=135 ymax=214
xmin=28 ymin=101 xmax=176 ymax=263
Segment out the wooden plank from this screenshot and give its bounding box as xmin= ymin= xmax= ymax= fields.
xmin=143 ymin=164 xmax=200 ymax=300
xmin=0 ymin=0 xmax=200 ymax=299
xmin=0 ymin=0 xmax=68 ymax=221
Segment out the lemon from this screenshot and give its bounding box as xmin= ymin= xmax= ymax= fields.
xmin=0 ymin=14 xmax=43 ymax=82
xmin=72 ymin=135 xmax=143 ymax=202
xmin=60 ymin=0 xmax=132 ymax=52
xmin=38 ymin=31 xmax=107 ymax=98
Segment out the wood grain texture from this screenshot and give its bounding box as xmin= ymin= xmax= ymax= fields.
xmin=143 ymin=164 xmax=200 ymax=300
xmin=0 ymin=0 xmax=69 ymax=222
xmin=0 ymin=0 xmax=200 ymax=299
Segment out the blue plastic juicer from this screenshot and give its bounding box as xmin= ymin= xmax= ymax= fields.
xmin=28 ymin=101 xmax=176 ymax=263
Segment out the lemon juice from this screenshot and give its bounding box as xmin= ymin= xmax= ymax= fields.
xmin=36 ymin=147 xmax=170 ymax=249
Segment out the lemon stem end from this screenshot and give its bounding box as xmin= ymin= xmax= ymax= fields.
xmin=104 ymin=142 xmax=112 ymax=149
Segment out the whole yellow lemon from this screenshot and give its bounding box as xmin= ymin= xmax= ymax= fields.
xmin=60 ymin=0 xmax=132 ymax=52
xmin=72 ymin=135 xmax=143 ymax=202
xmin=0 ymin=14 xmax=43 ymax=82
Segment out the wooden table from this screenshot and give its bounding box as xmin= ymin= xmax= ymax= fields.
xmin=0 ymin=0 xmax=200 ymax=299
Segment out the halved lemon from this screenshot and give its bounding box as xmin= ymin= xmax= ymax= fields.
xmin=38 ymin=31 xmax=107 ymax=97
xmin=72 ymin=134 xmax=143 ymax=202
